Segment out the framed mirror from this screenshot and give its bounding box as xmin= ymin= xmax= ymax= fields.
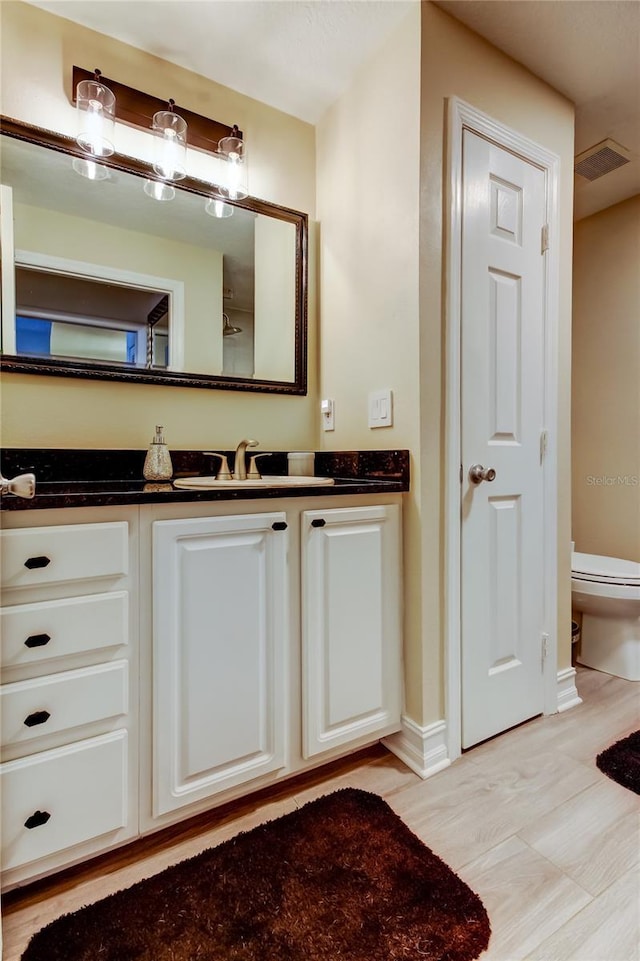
xmin=0 ymin=117 xmax=308 ymax=394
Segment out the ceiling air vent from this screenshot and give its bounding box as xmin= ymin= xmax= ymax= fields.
xmin=575 ymin=139 xmax=631 ymax=181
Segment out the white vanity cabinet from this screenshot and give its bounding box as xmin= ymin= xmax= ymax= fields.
xmin=0 ymin=507 xmax=139 ymax=889
xmin=151 ymin=512 xmax=288 ymax=817
xmin=141 ymin=496 xmax=402 ymax=832
xmin=301 ymin=504 xmax=402 ymax=758
xmin=0 ymin=492 xmax=402 ymax=887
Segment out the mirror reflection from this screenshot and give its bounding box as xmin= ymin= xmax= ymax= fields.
xmin=0 ymin=123 xmax=307 ymax=393
xmin=15 ymin=265 xmax=171 ymax=367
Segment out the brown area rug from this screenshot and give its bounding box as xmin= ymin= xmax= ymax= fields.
xmin=596 ymin=730 xmax=640 ymax=794
xmin=22 ymin=788 xmax=491 ymax=961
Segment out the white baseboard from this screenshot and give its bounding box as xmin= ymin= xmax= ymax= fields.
xmin=557 ymin=666 xmax=583 ymax=713
xmin=386 ymin=675 xmax=581 ymax=774
xmin=382 ymin=716 xmax=451 ymax=780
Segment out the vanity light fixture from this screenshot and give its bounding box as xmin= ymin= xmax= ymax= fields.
xmin=217 ymin=125 xmax=248 ymax=201
xmin=152 ymin=100 xmax=187 ymax=181
xmin=75 ymin=68 xmax=116 ymax=158
xmin=205 ymin=198 xmax=234 ymax=219
xmin=72 ymin=67 xmax=248 ymax=200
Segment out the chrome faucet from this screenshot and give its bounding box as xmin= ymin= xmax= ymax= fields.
xmin=233 ymin=438 xmax=259 ymax=480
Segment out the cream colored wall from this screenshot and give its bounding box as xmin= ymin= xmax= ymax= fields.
xmin=316 ymin=5 xmax=423 ymax=714
xmin=317 ymin=2 xmax=575 ymax=726
xmin=572 ymin=195 xmax=640 ymax=563
xmin=14 ymin=202 xmax=224 ymax=375
xmin=50 ymin=322 xmax=127 ymax=363
xmin=254 ymin=216 xmax=296 ymax=382
xmin=0 ymin=1 xmax=317 ymax=450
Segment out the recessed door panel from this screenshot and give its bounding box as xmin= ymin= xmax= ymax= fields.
xmin=490 ymin=175 xmax=523 ymax=245
xmin=489 ymin=269 xmax=521 ymax=443
xmin=324 ymin=524 xmax=384 ymax=726
xmin=488 ymin=496 xmax=521 ymax=672
xmin=179 ymin=532 xmax=267 ymax=778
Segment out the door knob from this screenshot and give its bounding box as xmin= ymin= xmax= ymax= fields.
xmin=469 ymin=464 xmax=496 ymax=485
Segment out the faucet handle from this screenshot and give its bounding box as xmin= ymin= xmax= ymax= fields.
xmin=0 ymin=472 xmax=36 ymax=499
xmin=247 ymin=453 xmax=272 ymax=480
xmin=202 ymin=452 xmax=232 ymax=480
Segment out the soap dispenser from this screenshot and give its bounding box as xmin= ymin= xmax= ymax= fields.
xmin=143 ymin=426 xmax=173 ymax=481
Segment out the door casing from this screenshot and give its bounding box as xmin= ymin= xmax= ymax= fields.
xmin=444 ymin=97 xmax=561 ymax=760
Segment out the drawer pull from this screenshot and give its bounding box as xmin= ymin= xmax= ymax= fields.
xmin=272 ymin=521 xmax=288 ymax=531
xmin=24 ymin=555 xmax=51 ymax=570
xmin=311 ymin=518 xmax=326 ymax=528
xmin=24 ymin=710 xmax=51 ymax=728
xmin=24 ymin=810 xmax=51 ymax=830
xmin=24 ymin=633 xmax=51 ymax=649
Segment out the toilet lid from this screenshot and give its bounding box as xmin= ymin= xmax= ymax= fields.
xmin=572 ymin=551 xmax=640 ymax=585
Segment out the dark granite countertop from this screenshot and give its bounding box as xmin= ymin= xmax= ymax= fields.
xmin=0 ymin=449 xmax=409 ymax=511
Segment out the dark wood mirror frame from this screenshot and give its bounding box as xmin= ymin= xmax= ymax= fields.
xmin=0 ymin=117 xmax=308 ymax=395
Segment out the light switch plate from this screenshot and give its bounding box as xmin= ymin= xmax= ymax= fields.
xmin=368 ymin=389 xmax=393 ymax=428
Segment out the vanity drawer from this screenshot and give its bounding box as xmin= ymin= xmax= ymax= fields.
xmin=1 ymin=661 xmax=128 ymax=749
xmin=1 ymin=730 xmax=128 ymax=870
xmin=1 ymin=591 xmax=129 ymax=670
xmin=0 ymin=522 xmax=129 ymax=590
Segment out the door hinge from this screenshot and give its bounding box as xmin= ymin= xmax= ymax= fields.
xmin=539 ymin=429 xmax=548 ymax=464
xmin=541 ymin=632 xmax=549 ymax=669
xmin=460 ymin=463 xmax=463 ymax=483
xmin=541 ymin=224 xmax=550 ymax=253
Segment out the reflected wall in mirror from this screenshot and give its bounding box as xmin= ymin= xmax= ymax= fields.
xmin=14 ymin=258 xmax=175 ymax=368
xmin=0 ymin=118 xmax=308 ymax=393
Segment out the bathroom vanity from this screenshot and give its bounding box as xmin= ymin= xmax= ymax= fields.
xmin=0 ymin=449 xmax=408 ymax=890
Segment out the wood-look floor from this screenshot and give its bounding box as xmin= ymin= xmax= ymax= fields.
xmin=2 ymin=666 xmax=638 ymax=961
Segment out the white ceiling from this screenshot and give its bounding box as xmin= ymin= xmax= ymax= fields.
xmin=23 ymin=0 xmax=640 ymax=219
xmin=433 ymin=1 xmax=640 ymax=219
xmin=24 ymin=0 xmax=415 ymax=125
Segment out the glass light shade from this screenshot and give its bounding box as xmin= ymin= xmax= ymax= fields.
xmin=143 ymin=179 xmax=176 ymax=202
xmin=205 ymin=198 xmax=234 ymax=218
xmin=217 ymin=132 xmax=248 ymax=200
xmin=152 ymin=110 xmax=187 ymax=181
xmin=72 ymin=157 xmax=110 ymax=181
xmin=76 ymin=78 xmax=116 ymax=157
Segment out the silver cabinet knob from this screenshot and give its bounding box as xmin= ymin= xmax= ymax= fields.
xmin=469 ymin=464 xmax=496 ymax=485
xmin=0 ymin=472 xmax=36 ymax=499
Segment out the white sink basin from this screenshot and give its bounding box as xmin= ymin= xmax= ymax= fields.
xmin=173 ymin=475 xmax=335 ymax=491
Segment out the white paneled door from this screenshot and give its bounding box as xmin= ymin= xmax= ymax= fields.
xmin=461 ymin=130 xmax=547 ymax=748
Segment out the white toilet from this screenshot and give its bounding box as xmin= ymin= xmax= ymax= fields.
xmin=571 ymin=551 xmax=640 ymax=681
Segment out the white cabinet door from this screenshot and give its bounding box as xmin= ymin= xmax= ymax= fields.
xmin=152 ymin=512 xmax=288 ymax=816
xmin=301 ymin=505 xmax=402 ymax=758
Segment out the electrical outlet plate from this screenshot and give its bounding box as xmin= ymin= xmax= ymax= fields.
xmin=321 ymin=398 xmax=335 ymax=431
xmin=368 ymin=389 xmax=393 ymax=428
